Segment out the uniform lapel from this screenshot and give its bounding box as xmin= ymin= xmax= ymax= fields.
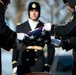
xmin=35 ymin=21 xmax=44 ymax=29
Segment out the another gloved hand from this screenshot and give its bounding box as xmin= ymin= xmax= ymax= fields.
xmin=42 ymin=23 xmax=52 ymax=32
xmin=17 ymin=33 xmax=31 ymax=45
xmin=12 ymin=61 xmax=17 ymax=74
xmin=51 ymin=36 xmax=61 ymax=47
xmin=13 ymin=67 xmax=17 ymax=74
xmin=13 ymin=33 xmax=30 ymax=50
xmin=17 ymin=33 xmax=29 ymax=41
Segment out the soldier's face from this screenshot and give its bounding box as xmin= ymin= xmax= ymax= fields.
xmin=29 ymin=9 xmax=39 ymax=21
xmin=66 ymin=2 xmax=74 ymax=13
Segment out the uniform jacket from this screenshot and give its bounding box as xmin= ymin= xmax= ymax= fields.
xmin=51 ymin=11 xmax=76 ymax=50
xmin=51 ymin=11 xmax=76 ymax=75
xmin=15 ymin=20 xmax=46 ymax=75
xmin=52 ymin=12 xmax=76 ymax=37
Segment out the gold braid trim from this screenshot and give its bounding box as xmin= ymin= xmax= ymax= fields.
xmin=26 ymin=46 xmax=43 ymax=50
xmin=12 ymin=61 xmax=17 ymax=64
xmin=44 ymin=63 xmax=51 ymax=67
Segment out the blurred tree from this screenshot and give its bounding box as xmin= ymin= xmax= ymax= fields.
xmin=14 ymin=0 xmax=26 ymax=24
xmin=5 ymin=0 xmax=26 ymax=26
xmin=5 ymin=0 xmax=71 ymax=28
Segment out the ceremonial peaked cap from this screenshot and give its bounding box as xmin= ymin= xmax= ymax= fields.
xmin=28 ymin=2 xmax=41 ymax=18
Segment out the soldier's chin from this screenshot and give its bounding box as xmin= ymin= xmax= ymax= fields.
xmin=30 ymin=17 xmax=38 ymax=21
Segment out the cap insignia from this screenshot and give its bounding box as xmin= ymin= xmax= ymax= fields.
xmin=32 ymin=4 xmax=36 ymax=8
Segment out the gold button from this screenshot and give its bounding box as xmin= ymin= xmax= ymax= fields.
xmin=35 ymin=50 xmax=37 ymax=52
xmin=35 ymin=58 xmax=37 ymax=61
xmin=26 ymin=58 xmax=29 ymax=61
xmin=27 ymin=50 xmax=29 ymax=52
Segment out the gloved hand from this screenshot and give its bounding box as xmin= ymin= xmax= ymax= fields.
xmin=13 ymin=33 xmax=30 ymax=50
xmin=12 ymin=60 xmax=17 ymax=74
xmin=13 ymin=67 xmax=17 ymax=74
xmin=42 ymin=23 xmax=52 ymax=32
xmin=51 ymin=36 xmax=61 ymax=46
xmin=17 ymin=33 xmax=29 ymax=41
xmin=17 ymin=33 xmax=31 ymax=45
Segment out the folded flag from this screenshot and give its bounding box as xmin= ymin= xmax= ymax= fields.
xmin=22 ymin=26 xmax=51 ymax=47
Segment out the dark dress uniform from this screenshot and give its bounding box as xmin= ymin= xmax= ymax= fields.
xmin=0 ymin=3 xmax=17 ymax=75
xmin=12 ymin=20 xmax=55 ymax=75
xmin=49 ymin=0 xmax=76 ymax=40
xmin=16 ymin=21 xmax=45 ymax=75
xmin=52 ymin=12 xmax=76 ymax=37
xmin=12 ymin=1 xmax=55 ymax=74
xmin=51 ymin=0 xmax=76 ymax=37
xmin=51 ymin=2 xmax=76 ymax=75
xmin=61 ymin=36 xmax=76 ymax=75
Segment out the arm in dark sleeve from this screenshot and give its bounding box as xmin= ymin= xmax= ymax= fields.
xmin=52 ymin=12 xmax=76 ymax=37
xmin=12 ymin=25 xmax=20 ymax=66
xmin=12 ymin=49 xmax=19 ymax=68
xmin=62 ymin=37 xmax=76 ymax=51
xmin=0 ymin=3 xmax=17 ymax=50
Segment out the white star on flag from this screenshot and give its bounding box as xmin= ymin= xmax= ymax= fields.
xmin=41 ymin=31 xmax=45 ymax=36
xmin=30 ymin=35 xmax=35 ymax=39
xmin=37 ymin=38 xmax=42 ymax=41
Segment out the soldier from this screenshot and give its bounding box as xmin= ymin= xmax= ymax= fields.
xmin=42 ymin=0 xmax=76 ymax=75
xmin=0 ymin=0 xmax=30 ymax=75
xmin=12 ymin=1 xmax=55 ymax=75
xmin=43 ymin=0 xmax=76 ymax=38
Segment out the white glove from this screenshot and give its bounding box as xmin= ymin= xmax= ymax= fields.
xmin=51 ymin=36 xmax=61 ymax=46
xmin=13 ymin=67 xmax=17 ymax=74
xmin=17 ymin=33 xmax=29 ymax=40
xmin=14 ymin=33 xmax=29 ymax=50
xmin=42 ymin=23 xmax=52 ymax=32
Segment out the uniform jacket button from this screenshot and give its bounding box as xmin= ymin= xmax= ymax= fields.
xmin=27 ymin=50 xmax=29 ymax=52
xmin=35 ymin=58 xmax=37 ymax=61
xmin=26 ymin=58 xmax=29 ymax=61
xmin=35 ymin=49 xmax=37 ymax=52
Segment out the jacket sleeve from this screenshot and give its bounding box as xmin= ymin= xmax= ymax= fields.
xmin=12 ymin=25 xmax=20 ymax=67
xmin=52 ymin=12 xmax=76 ymax=37
xmin=0 ymin=3 xmax=17 ymax=51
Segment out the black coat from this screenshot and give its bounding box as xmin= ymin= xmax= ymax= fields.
xmin=52 ymin=12 xmax=76 ymax=37
xmin=51 ymin=11 xmax=76 ymax=50
xmin=12 ymin=20 xmax=55 ymax=75
xmin=0 ymin=3 xmax=17 ymax=75
xmin=52 ymin=11 xmax=76 ymax=75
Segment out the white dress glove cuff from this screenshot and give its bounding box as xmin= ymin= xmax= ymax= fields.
xmin=43 ymin=23 xmax=52 ymax=31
